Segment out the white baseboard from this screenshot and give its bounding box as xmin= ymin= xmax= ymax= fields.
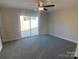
xmin=49 ymin=34 xmax=78 ymax=44
xmin=3 ymin=37 xmax=22 ymax=43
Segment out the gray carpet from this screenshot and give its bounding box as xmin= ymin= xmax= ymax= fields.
xmin=0 ymin=34 xmax=77 ymax=59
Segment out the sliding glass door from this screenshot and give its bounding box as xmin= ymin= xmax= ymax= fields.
xmin=20 ymin=16 xmax=39 ymax=38
xmin=30 ymin=17 xmax=38 ymax=36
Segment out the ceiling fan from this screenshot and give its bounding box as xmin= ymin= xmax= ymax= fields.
xmin=38 ymin=0 xmax=55 ymax=11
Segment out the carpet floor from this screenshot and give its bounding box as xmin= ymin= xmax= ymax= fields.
xmin=0 ymin=34 xmax=77 ymax=59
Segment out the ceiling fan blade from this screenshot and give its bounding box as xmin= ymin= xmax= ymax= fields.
xmin=44 ymin=5 xmax=55 ymax=7
xmin=44 ymin=8 xmax=48 ymax=11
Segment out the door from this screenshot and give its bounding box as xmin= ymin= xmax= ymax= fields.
xmin=0 ymin=11 xmax=3 ymax=52
xmin=20 ymin=16 xmax=39 ymax=38
xmin=30 ymin=16 xmax=39 ymax=36
xmin=0 ymin=37 xmax=2 ymax=52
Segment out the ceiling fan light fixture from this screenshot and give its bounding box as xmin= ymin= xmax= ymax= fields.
xmin=38 ymin=6 xmax=44 ymax=11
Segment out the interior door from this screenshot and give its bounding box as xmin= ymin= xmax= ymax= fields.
xmin=0 ymin=37 xmax=2 ymax=52
xmin=0 ymin=12 xmax=2 ymax=52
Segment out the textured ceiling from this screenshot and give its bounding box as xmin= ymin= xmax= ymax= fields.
xmin=0 ymin=0 xmax=78 ymax=11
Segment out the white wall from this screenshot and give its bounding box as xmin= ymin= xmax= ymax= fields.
xmin=39 ymin=12 xmax=49 ymax=34
xmin=0 ymin=7 xmax=48 ymax=42
xmin=1 ymin=8 xmax=21 ymax=42
xmin=48 ymin=7 xmax=78 ymax=56
xmin=48 ymin=7 xmax=78 ymax=43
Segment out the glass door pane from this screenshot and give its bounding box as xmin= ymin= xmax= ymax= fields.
xmin=30 ymin=16 xmax=39 ymax=36
xmin=20 ymin=16 xmax=30 ymax=38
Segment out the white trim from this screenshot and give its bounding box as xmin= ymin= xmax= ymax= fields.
xmin=0 ymin=46 xmax=2 ymax=52
xmin=0 ymin=37 xmax=2 ymax=52
xmin=49 ymin=34 xmax=78 ymax=44
xmin=3 ymin=37 xmax=21 ymax=42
